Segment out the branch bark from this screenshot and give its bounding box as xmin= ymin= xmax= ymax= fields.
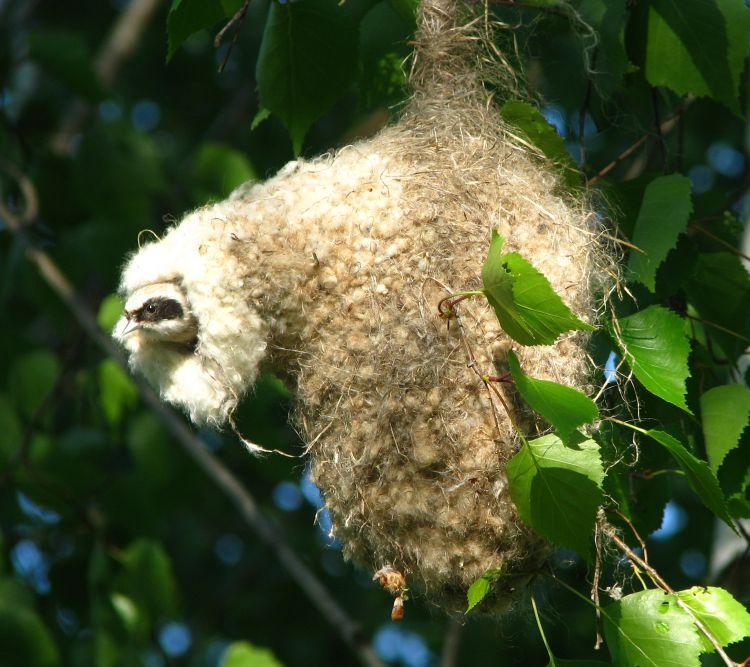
xmin=0 ymin=163 xmax=386 ymax=667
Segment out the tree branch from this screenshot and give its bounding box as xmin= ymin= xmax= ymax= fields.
xmin=0 ymin=163 xmax=386 ymax=667
xmin=602 ymin=522 xmax=738 ymax=667
xmin=587 ymin=95 xmax=695 ymax=187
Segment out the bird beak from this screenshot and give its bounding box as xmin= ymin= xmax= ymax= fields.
xmin=117 ymin=316 xmax=140 ymax=338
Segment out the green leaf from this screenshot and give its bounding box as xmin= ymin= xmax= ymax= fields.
xmin=98 ymin=359 xmax=138 ymax=426
xmin=506 ymin=433 xmax=604 ymax=559
xmin=677 ymin=586 xmax=750 ymax=651
xmin=250 ymin=107 xmax=271 ymax=131
xmin=640 ymin=0 xmax=750 ymax=113
xmin=644 ymin=429 xmax=734 ymax=529
xmin=28 ymin=30 xmax=104 ymax=101
xmin=0 ymin=603 xmax=60 ymax=667
xmin=500 ymin=100 xmax=579 ymax=189
xmin=465 ymin=569 xmax=502 ymax=613
xmin=701 ymin=384 xmax=750 ymax=473
xmin=628 ymin=174 xmax=693 ymax=292
xmin=221 ymin=641 xmax=284 ymax=667
xmin=481 ymin=231 xmax=594 ymax=346
xmin=256 ymin=0 xmax=358 ymax=154
xmin=687 ymin=252 xmax=750 ymax=359
xmin=109 ymin=593 xmax=141 ymax=635
xmin=191 ymin=142 xmax=256 ymax=204
xmin=97 ymin=294 xmax=124 ymax=333
xmin=115 ymin=540 xmax=178 ymax=626
xmin=604 ymin=587 xmax=750 ymax=667
xmin=166 ymin=0 xmax=225 ymax=60
xmin=613 ymin=305 xmax=691 ymax=412
xmin=508 ymin=350 xmax=598 ymax=440
xmin=466 ymin=577 xmax=491 ymax=613
xmin=8 ymin=350 xmax=60 ymax=419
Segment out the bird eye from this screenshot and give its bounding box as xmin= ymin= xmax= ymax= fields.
xmin=146 ymin=303 xmax=157 ymax=314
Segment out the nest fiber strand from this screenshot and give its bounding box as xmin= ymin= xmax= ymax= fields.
xmin=118 ymin=0 xmax=609 ymax=612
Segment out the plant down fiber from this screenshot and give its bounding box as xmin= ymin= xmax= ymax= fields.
xmin=116 ymin=0 xmax=612 ymax=612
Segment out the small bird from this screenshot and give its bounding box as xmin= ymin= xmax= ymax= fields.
xmin=114 ymin=281 xmax=198 ymax=347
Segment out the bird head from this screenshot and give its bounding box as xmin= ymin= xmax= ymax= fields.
xmin=114 ymin=281 xmax=198 ymax=347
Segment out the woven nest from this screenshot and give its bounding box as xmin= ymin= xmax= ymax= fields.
xmin=117 ymin=0 xmax=615 ymax=613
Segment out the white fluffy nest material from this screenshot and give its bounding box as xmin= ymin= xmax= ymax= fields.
xmin=116 ymin=0 xmax=613 ymax=612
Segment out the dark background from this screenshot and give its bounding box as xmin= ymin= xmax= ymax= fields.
xmin=1 ymin=0 xmax=749 ymax=665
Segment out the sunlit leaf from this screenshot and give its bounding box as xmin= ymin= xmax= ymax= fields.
xmin=604 ymin=587 xmax=750 ymax=667
xmin=98 ymin=359 xmax=138 ymax=426
xmin=465 ymin=569 xmax=502 ymax=613
xmin=507 ymin=433 xmax=604 ymax=559
xmin=481 ymin=231 xmax=594 ymax=346
xmin=500 ymin=99 xmax=579 ymax=188
xmin=637 ymin=0 xmax=750 ymax=113
xmin=221 ymin=641 xmax=284 ymax=667
xmin=628 ymin=174 xmax=692 ymax=292
xmin=613 ymin=305 xmax=691 ymax=412
xmin=508 ymin=350 xmax=598 ymax=440
xmin=700 ymin=384 xmax=750 ymax=473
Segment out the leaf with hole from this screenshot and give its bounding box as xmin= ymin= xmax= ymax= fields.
xmin=604 ymin=587 xmax=750 ymax=667
xmin=508 ymin=350 xmax=598 ymax=440
xmin=481 ymin=231 xmax=594 ymax=346
xmin=613 ymin=305 xmax=691 ymax=412
xmin=507 ymin=433 xmax=604 ymax=559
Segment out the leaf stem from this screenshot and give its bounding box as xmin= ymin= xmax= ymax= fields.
xmin=530 ymin=592 xmax=556 ymax=666
xmin=437 ymin=290 xmax=485 ymax=318
xmin=601 ymin=522 xmax=738 ymax=667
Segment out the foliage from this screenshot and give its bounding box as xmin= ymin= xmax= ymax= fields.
xmin=1 ymin=0 xmax=750 ymax=665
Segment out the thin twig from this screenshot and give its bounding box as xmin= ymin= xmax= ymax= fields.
xmin=587 ymin=95 xmax=695 ymax=186
xmin=690 ymin=222 xmax=750 ymax=263
xmin=0 ymin=165 xmax=386 ymax=667
xmin=591 ymin=520 xmax=603 ymax=650
xmin=602 ymin=522 xmax=738 ymax=667
xmin=214 ymin=0 xmax=251 ymax=73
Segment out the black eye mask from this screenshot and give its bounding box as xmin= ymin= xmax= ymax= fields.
xmin=134 ymin=298 xmax=185 ymax=323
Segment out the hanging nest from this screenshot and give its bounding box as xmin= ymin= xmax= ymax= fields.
xmin=116 ymin=0 xmax=614 ymax=613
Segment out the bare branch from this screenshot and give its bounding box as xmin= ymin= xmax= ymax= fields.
xmin=587 ymin=95 xmax=695 ymax=187
xmin=0 ymin=163 xmax=386 ymax=667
